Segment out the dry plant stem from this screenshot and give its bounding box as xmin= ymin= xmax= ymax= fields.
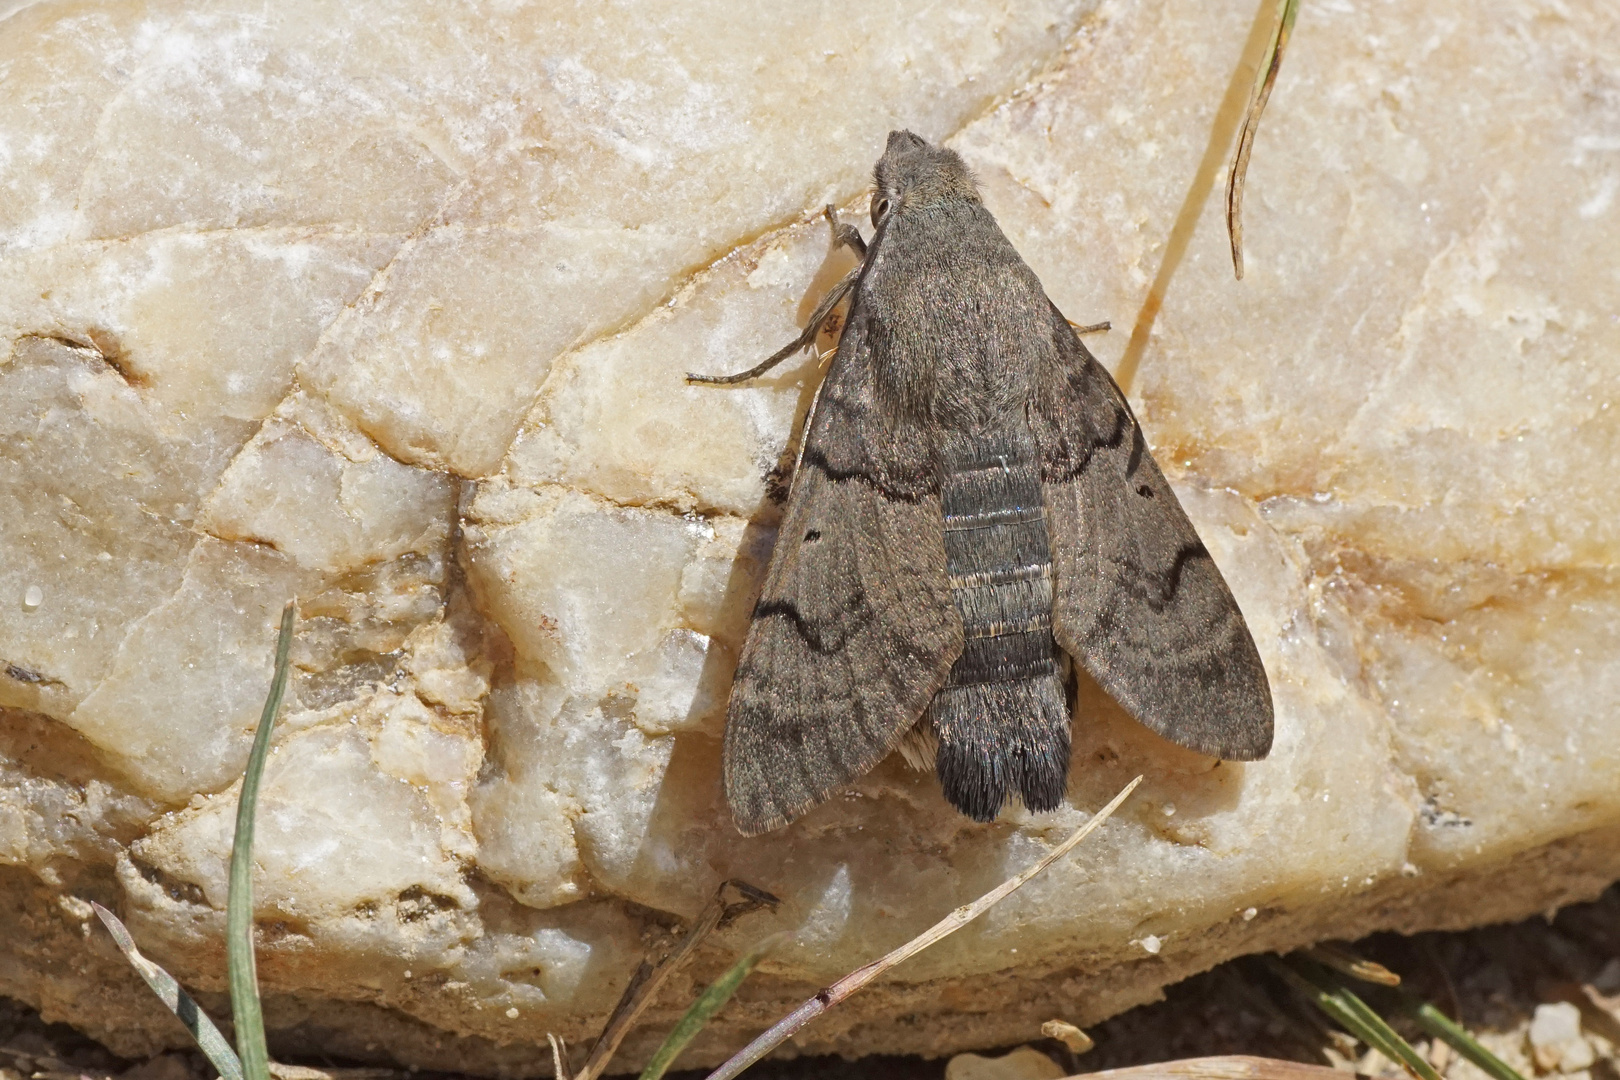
xmin=1115 ymin=0 xmax=1280 ymax=394
xmin=1066 ymin=1055 xmax=1353 ymax=1080
xmin=1303 ymin=944 xmax=1401 ymax=986
xmin=266 ymin=1067 xmax=398 ymax=1080
xmin=548 ymin=1034 xmax=570 ymax=1080
xmin=704 ymin=776 xmax=1143 ymax=1080
xmin=564 ymin=880 xmax=779 ymax=1080
xmin=1225 ymin=0 xmax=1299 ymax=279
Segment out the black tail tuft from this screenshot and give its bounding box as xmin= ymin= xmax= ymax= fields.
xmin=930 ymin=676 xmax=1071 ymax=822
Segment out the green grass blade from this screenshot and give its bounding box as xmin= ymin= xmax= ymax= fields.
xmin=638 ymin=933 xmax=787 ymax=1080
xmin=1393 ymin=994 xmax=1528 ymax=1080
xmin=228 ymin=600 xmax=297 ymax=1080
xmin=1264 ymin=957 xmax=1440 ymax=1080
xmin=91 ymin=902 xmax=244 ymax=1080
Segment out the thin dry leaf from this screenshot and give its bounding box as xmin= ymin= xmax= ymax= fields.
xmin=1114 ymin=0 xmax=1285 ymax=394
xmin=90 ymin=902 xmax=243 ymax=1080
xmin=1224 ymin=0 xmax=1300 ymax=279
xmin=1064 ymin=1055 xmax=1353 ymax=1080
xmin=548 ymin=1034 xmax=571 ymax=1080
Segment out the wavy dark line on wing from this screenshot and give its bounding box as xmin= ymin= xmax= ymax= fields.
xmin=1040 ymin=400 xmax=1131 ymax=483
xmin=749 ymin=597 xmax=868 ymax=654
xmin=799 ymin=444 xmax=932 ymax=501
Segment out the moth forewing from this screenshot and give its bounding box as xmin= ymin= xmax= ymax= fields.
xmin=1032 ymin=318 xmax=1274 ymax=763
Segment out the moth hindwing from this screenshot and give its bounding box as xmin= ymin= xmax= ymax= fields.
xmin=690 ymin=130 xmax=1273 ymax=836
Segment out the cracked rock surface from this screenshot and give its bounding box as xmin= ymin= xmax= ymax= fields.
xmin=2 ymin=0 xmax=1618 ymax=1072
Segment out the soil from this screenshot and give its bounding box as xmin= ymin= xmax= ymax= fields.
xmin=5 ymin=885 xmax=1618 ymax=1080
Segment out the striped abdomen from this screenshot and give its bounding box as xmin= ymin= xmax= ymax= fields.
xmin=926 ymin=430 xmax=1071 ymax=821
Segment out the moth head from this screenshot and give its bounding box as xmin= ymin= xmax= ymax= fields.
xmin=870 ymin=129 xmax=980 ymax=227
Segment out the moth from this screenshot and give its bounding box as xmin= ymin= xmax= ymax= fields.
xmin=691 ymin=131 xmax=1273 ymax=836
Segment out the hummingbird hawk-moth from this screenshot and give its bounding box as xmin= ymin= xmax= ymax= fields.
xmin=691 ymin=131 xmax=1273 ymax=836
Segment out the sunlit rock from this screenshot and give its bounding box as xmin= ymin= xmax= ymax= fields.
xmin=1 ymin=0 xmax=1617 ymax=1071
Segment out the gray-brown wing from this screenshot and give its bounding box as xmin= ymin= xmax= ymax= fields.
xmin=1031 ymin=312 xmax=1273 ymax=760
xmin=723 ymin=327 xmax=962 ymax=836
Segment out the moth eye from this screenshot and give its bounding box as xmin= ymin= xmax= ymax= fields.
xmin=871 ymin=195 xmax=891 ymax=227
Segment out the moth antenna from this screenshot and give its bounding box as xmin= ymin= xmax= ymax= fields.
xmin=686 ymin=265 xmax=861 ymax=385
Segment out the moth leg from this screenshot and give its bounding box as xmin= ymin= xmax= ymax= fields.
xmin=688 ymin=206 xmax=867 ymax=386
xmin=1067 ymin=319 xmax=1112 ymax=335
xmin=822 ymin=204 xmax=867 ymax=257
xmin=686 ymin=265 xmax=860 ymax=385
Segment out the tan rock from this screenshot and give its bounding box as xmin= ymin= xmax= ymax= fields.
xmin=946 ymin=1046 xmax=1067 ymax=1080
xmin=1 ymin=0 xmax=1618 ymax=1071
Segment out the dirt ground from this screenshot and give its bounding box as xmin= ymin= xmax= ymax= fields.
xmin=5 ymin=884 xmax=1618 ymax=1080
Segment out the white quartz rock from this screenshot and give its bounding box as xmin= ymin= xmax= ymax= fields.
xmin=0 ymin=223 xmax=401 ymax=722
xmin=504 ymin=229 xmax=834 ymax=516
xmin=134 ymin=717 xmax=474 ymax=916
xmin=0 ymin=712 xmax=154 ymax=879
xmin=202 ymin=400 xmax=456 ymax=572
xmin=0 ymin=336 xmax=214 ymax=719
xmin=67 ymin=539 xmax=309 ymax=801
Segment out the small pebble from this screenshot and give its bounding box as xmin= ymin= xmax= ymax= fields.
xmin=1041 ymin=1019 xmax=1094 ymax=1054
xmin=1528 ymin=1001 xmax=1594 ymax=1072
xmin=23 ymin=585 xmax=43 ymax=610
xmin=945 ymin=1046 xmax=1064 ymax=1080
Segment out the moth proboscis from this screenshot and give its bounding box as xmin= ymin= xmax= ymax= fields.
xmin=689 ymin=131 xmax=1273 ymax=836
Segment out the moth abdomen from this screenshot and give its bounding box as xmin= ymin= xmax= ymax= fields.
xmin=929 ymin=431 xmax=1070 ymax=820
xmin=931 ymin=677 xmax=1070 ymax=822
xmin=951 ymin=628 xmax=1055 ymax=684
